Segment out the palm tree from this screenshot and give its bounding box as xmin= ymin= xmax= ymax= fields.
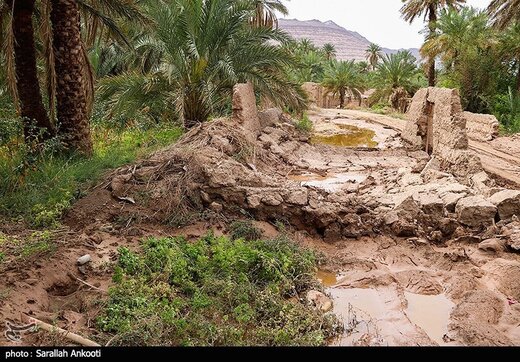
xmin=400 ymin=0 xmax=466 ymax=86
xmin=99 ymin=0 xmax=306 ymax=128
xmin=322 ymin=60 xmax=366 ymax=108
xmin=356 ymin=61 xmax=371 ymax=74
xmin=421 ymin=7 xmax=488 ymax=71
xmin=488 ymin=0 xmax=520 ymax=29
xmin=365 ymin=43 xmax=383 ymax=70
xmin=498 ymin=22 xmax=520 ymax=92
xmin=2 ymin=0 xmax=55 ymax=143
xmin=298 ymin=39 xmax=316 ymax=53
xmin=322 ymin=43 xmax=337 ymax=61
xmin=50 ymin=0 xmax=93 ymax=156
xmin=249 ymin=0 xmax=288 ymax=29
xmin=373 ymin=51 xmax=420 ymax=110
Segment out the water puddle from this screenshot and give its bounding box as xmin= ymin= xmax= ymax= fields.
xmin=404 ymin=292 xmax=454 ymax=345
xmin=329 ymin=288 xmax=387 ymax=346
xmin=311 ymin=124 xmax=378 ymax=148
xmin=317 ymin=270 xmax=337 ymax=287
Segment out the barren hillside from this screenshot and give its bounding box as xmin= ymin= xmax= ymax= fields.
xmin=279 ymin=18 xmax=420 ymax=61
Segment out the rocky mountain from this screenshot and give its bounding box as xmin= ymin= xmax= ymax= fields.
xmin=279 ymin=19 xmax=421 ymax=62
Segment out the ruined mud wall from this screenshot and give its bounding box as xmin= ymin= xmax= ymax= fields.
xmin=403 ymin=87 xmax=482 ymax=177
xmin=302 ymin=82 xmax=341 ymax=109
xmin=463 ymin=111 xmax=500 ymax=142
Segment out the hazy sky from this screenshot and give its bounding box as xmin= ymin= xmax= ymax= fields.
xmin=282 ymin=0 xmax=491 ymax=49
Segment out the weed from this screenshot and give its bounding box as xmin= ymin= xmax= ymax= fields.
xmin=230 ymin=220 xmax=263 ymax=241
xmin=0 ymin=124 xmax=183 ymax=227
xmin=295 ymin=113 xmax=313 ymax=133
xmin=97 ymin=234 xmax=342 ymax=346
xmin=0 ymin=252 xmax=4 ymax=264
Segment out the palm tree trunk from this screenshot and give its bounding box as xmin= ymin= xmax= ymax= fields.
xmin=50 ymin=0 xmax=93 ymax=156
xmin=8 ymin=0 xmax=55 ymax=143
xmin=427 ymin=5 xmax=437 ymax=87
xmin=339 ymin=89 xmax=345 ymax=109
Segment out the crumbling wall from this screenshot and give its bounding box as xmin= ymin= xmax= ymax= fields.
xmin=463 ymin=111 xmax=500 ymax=142
xmin=232 ymin=82 xmax=262 ymax=141
xmin=403 ymin=87 xmax=482 ymax=177
xmin=302 ymin=82 xmax=341 ymax=109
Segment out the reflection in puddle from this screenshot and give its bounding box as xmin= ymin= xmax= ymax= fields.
xmin=404 ymin=292 xmax=454 ymax=346
xmin=317 ymin=270 xmax=337 ymax=287
xmin=311 ymin=124 xmax=378 ymax=148
xmin=329 ymin=288 xmax=387 ymax=346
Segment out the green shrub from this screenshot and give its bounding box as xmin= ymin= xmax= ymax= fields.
xmin=295 ymin=114 xmax=313 ymax=133
xmin=97 ymin=234 xmax=341 ymax=346
xmin=230 ymin=220 xmax=263 ymax=241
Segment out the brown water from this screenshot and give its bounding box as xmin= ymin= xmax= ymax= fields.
xmin=317 ymin=270 xmax=337 ymax=287
xmin=311 ymin=125 xmax=378 ymax=148
xmin=404 ymin=292 xmax=454 ymax=345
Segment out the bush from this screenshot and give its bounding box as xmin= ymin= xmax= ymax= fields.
xmin=295 ymin=113 xmax=313 ymax=133
xmin=97 ymin=234 xmax=342 ymax=346
xmin=493 ymin=89 xmax=520 ymax=133
xmin=230 ymin=220 xmax=263 ymax=241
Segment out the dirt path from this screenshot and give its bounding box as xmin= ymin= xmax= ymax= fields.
xmin=309 ymin=108 xmax=520 ymax=187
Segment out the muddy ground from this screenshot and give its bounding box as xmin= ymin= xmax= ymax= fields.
xmin=1 ymin=109 xmax=520 ymax=346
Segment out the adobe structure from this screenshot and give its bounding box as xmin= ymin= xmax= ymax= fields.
xmin=402 ymin=87 xmax=484 ymax=177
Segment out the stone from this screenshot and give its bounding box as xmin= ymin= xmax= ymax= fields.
xmin=478 ymin=238 xmax=506 ymax=253
xmin=441 ymin=192 xmax=467 ymax=213
xmin=394 ymin=196 xmax=421 ymax=220
xmin=261 ymin=193 xmax=283 ymax=206
xmin=285 ymin=189 xmax=308 ymax=206
xmin=508 ymin=233 xmax=520 ymax=253
xmin=439 ymin=218 xmax=459 ymax=236
xmin=324 ymin=223 xmax=342 ymax=243
xmin=489 ymin=190 xmax=520 ymax=221
xmin=414 ymin=193 xmax=445 ymax=217
xmin=429 ymin=230 xmax=443 ymax=243
xmin=392 ymin=220 xmax=417 ymax=237
xmin=232 ymin=82 xmax=262 ymax=141
xmin=77 ymin=254 xmax=91 ymax=265
xmin=383 ymin=211 xmax=399 ymax=225
xmin=247 ymin=194 xmax=262 ymax=208
xmin=258 ymin=108 xmax=282 ymax=129
xmin=306 ymin=290 xmax=333 ymax=312
xmin=456 ymin=196 xmax=497 ymax=228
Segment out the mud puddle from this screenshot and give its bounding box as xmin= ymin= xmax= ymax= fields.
xmin=317 ymin=270 xmax=338 ymax=287
xmin=404 ymin=292 xmax=454 ymax=345
xmin=325 ymin=285 xmax=455 ymax=346
xmin=328 ymin=288 xmax=388 ymax=346
xmin=311 ymin=124 xmax=378 ymax=148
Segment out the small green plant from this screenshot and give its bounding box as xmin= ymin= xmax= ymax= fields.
xmin=0 ymin=252 xmax=5 ymax=264
xmin=229 ymin=220 xmax=263 ymax=241
xmin=295 ymin=113 xmax=313 ymax=133
xmin=20 ymin=231 xmax=56 ymax=259
xmin=97 ymin=234 xmax=341 ymax=346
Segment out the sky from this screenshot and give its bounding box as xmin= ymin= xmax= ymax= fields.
xmin=282 ymin=0 xmax=491 ymax=49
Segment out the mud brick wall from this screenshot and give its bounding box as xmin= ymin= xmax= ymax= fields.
xmin=302 ymin=82 xmax=342 ymax=109
xmin=403 ymin=87 xmax=482 ymax=177
xmin=232 ymin=82 xmax=262 ymax=141
xmin=463 ymin=111 xmax=500 ymax=142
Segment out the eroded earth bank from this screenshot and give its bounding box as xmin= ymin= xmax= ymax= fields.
xmin=1 ymin=85 xmax=520 ymax=346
